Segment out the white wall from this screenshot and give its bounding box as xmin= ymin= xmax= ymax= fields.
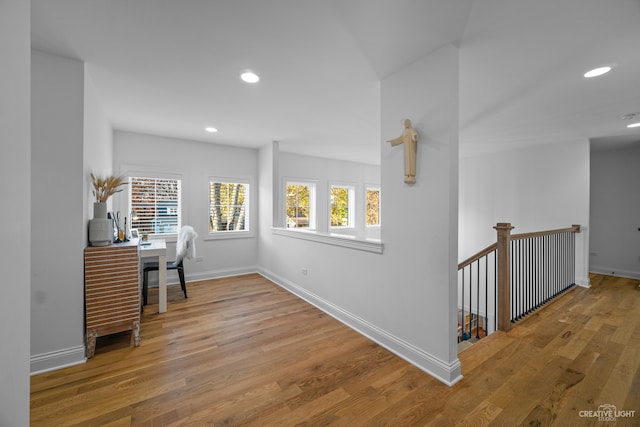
xmin=278 ymin=152 xmax=381 ymax=240
xmin=590 ymin=146 xmax=640 ymax=278
xmin=83 ymin=69 xmax=114 ymax=244
xmin=31 ymin=50 xmax=87 ymax=373
xmin=259 ymin=45 xmax=462 ymax=385
xmin=459 ymin=139 xmax=591 ymax=286
xmin=380 ymin=45 xmax=460 ymax=380
xmin=0 ymin=0 xmax=31 ymax=423
xmin=113 ymin=131 xmax=259 ymax=281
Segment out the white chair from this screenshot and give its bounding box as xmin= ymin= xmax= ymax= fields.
xmin=142 ymin=225 xmax=197 ymax=305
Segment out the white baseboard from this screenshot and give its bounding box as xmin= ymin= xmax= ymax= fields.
xmin=258 ymin=267 xmax=462 ymax=386
xmin=30 ymin=346 xmax=86 ymax=375
xmin=590 ymin=266 xmax=640 ymax=280
xmin=186 ymin=266 xmax=259 ymax=283
xmin=146 ymin=265 xmax=260 ymax=287
xmin=575 ymin=275 xmax=591 ymax=287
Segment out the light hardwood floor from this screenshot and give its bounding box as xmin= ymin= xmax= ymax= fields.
xmin=31 ymin=273 xmax=640 ymax=426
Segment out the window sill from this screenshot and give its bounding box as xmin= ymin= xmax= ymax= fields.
xmin=271 ymin=227 xmax=383 ymax=254
xmin=204 ymin=230 xmax=255 ymax=241
xmin=329 ymin=226 xmax=356 ymax=232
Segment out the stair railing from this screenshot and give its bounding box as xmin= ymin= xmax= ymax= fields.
xmin=458 ymin=242 xmax=497 ymax=341
xmin=458 ymin=223 xmax=580 ymax=342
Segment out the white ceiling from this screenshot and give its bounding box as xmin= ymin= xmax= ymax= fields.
xmin=31 ymin=0 xmax=640 ymax=164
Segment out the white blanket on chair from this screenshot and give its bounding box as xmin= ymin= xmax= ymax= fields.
xmin=176 ymin=225 xmax=198 ymax=262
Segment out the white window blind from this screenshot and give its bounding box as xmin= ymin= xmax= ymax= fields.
xmin=129 ymin=176 xmax=181 ymax=235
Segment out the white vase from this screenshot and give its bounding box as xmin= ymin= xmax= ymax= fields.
xmin=89 ymin=202 xmax=113 ymax=246
xmin=93 ymin=202 xmax=107 ymax=219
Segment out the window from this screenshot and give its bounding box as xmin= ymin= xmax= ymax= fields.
xmin=209 ymin=180 xmax=249 ymax=233
xmin=285 ymin=182 xmax=315 ymax=229
xmin=365 ymin=187 xmax=380 ymax=226
xmin=330 ymin=185 xmax=354 ymax=228
xmin=129 ymin=176 xmax=181 ymax=236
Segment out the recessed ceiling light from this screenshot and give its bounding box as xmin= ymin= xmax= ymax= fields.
xmin=584 ymin=66 xmax=612 ymax=78
xmin=205 ymin=127 xmax=218 ymax=133
xmin=627 ymin=122 xmax=640 ymax=128
xmin=241 ymin=71 xmax=260 ymax=83
xmin=622 ymin=112 xmax=640 ymax=121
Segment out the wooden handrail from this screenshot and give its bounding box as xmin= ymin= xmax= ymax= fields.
xmin=511 ymin=224 xmax=581 ymax=241
xmin=458 ymin=242 xmax=497 ymax=270
xmin=458 ymin=225 xmax=580 ymax=271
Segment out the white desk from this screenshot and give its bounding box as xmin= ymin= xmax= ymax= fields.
xmin=140 ymin=239 xmax=168 ymax=313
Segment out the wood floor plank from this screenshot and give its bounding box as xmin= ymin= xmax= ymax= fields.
xmin=596 ymin=329 xmax=640 ymax=408
xmin=31 ymin=273 xmax=640 ymax=426
xmin=453 ymin=400 xmax=503 ymax=427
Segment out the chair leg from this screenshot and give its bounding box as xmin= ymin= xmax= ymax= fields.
xmin=178 ymin=267 xmax=187 ymax=298
xmin=142 ymin=270 xmax=149 ymax=306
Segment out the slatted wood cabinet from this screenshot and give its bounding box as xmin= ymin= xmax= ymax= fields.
xmin=84 ymin=241 xmax=140 ymax=358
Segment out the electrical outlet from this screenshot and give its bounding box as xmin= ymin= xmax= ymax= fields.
xmin=301 ymin=268 xmax=308 ymax=276
xmin=195 ymin=257 xmax=203 ymax=263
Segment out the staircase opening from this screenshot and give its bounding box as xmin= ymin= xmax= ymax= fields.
xmin=457 ymin=223 xmax=580 ymax=350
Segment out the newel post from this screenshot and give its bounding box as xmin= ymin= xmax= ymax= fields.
xmin=494 ymin=223 xmax=514 ymax=332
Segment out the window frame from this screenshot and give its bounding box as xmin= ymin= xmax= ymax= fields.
xmin=284 ymin=180 xmax=316 ymax=231
xmin=207 ymin=176 xmax=252 ymax=239
xmin=329 ymin=183 xmax=355 ymax=230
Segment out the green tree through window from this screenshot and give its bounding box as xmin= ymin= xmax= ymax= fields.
xmin=209 ymin=181 xmax=248 ymax=232
xmin=286 ymin=183 xmax=312 ymax=228
xmin=366 ymin=188 xmax=380 ymax=226
xmin=330 ymin=186 xmax=351 ymax=227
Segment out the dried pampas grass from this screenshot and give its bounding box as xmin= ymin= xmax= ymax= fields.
xmin=90 ymin=173 xmax=127 ymax=203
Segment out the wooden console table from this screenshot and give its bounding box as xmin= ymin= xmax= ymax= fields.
xmin=84 ymin=240 xmax=140 ymax=358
